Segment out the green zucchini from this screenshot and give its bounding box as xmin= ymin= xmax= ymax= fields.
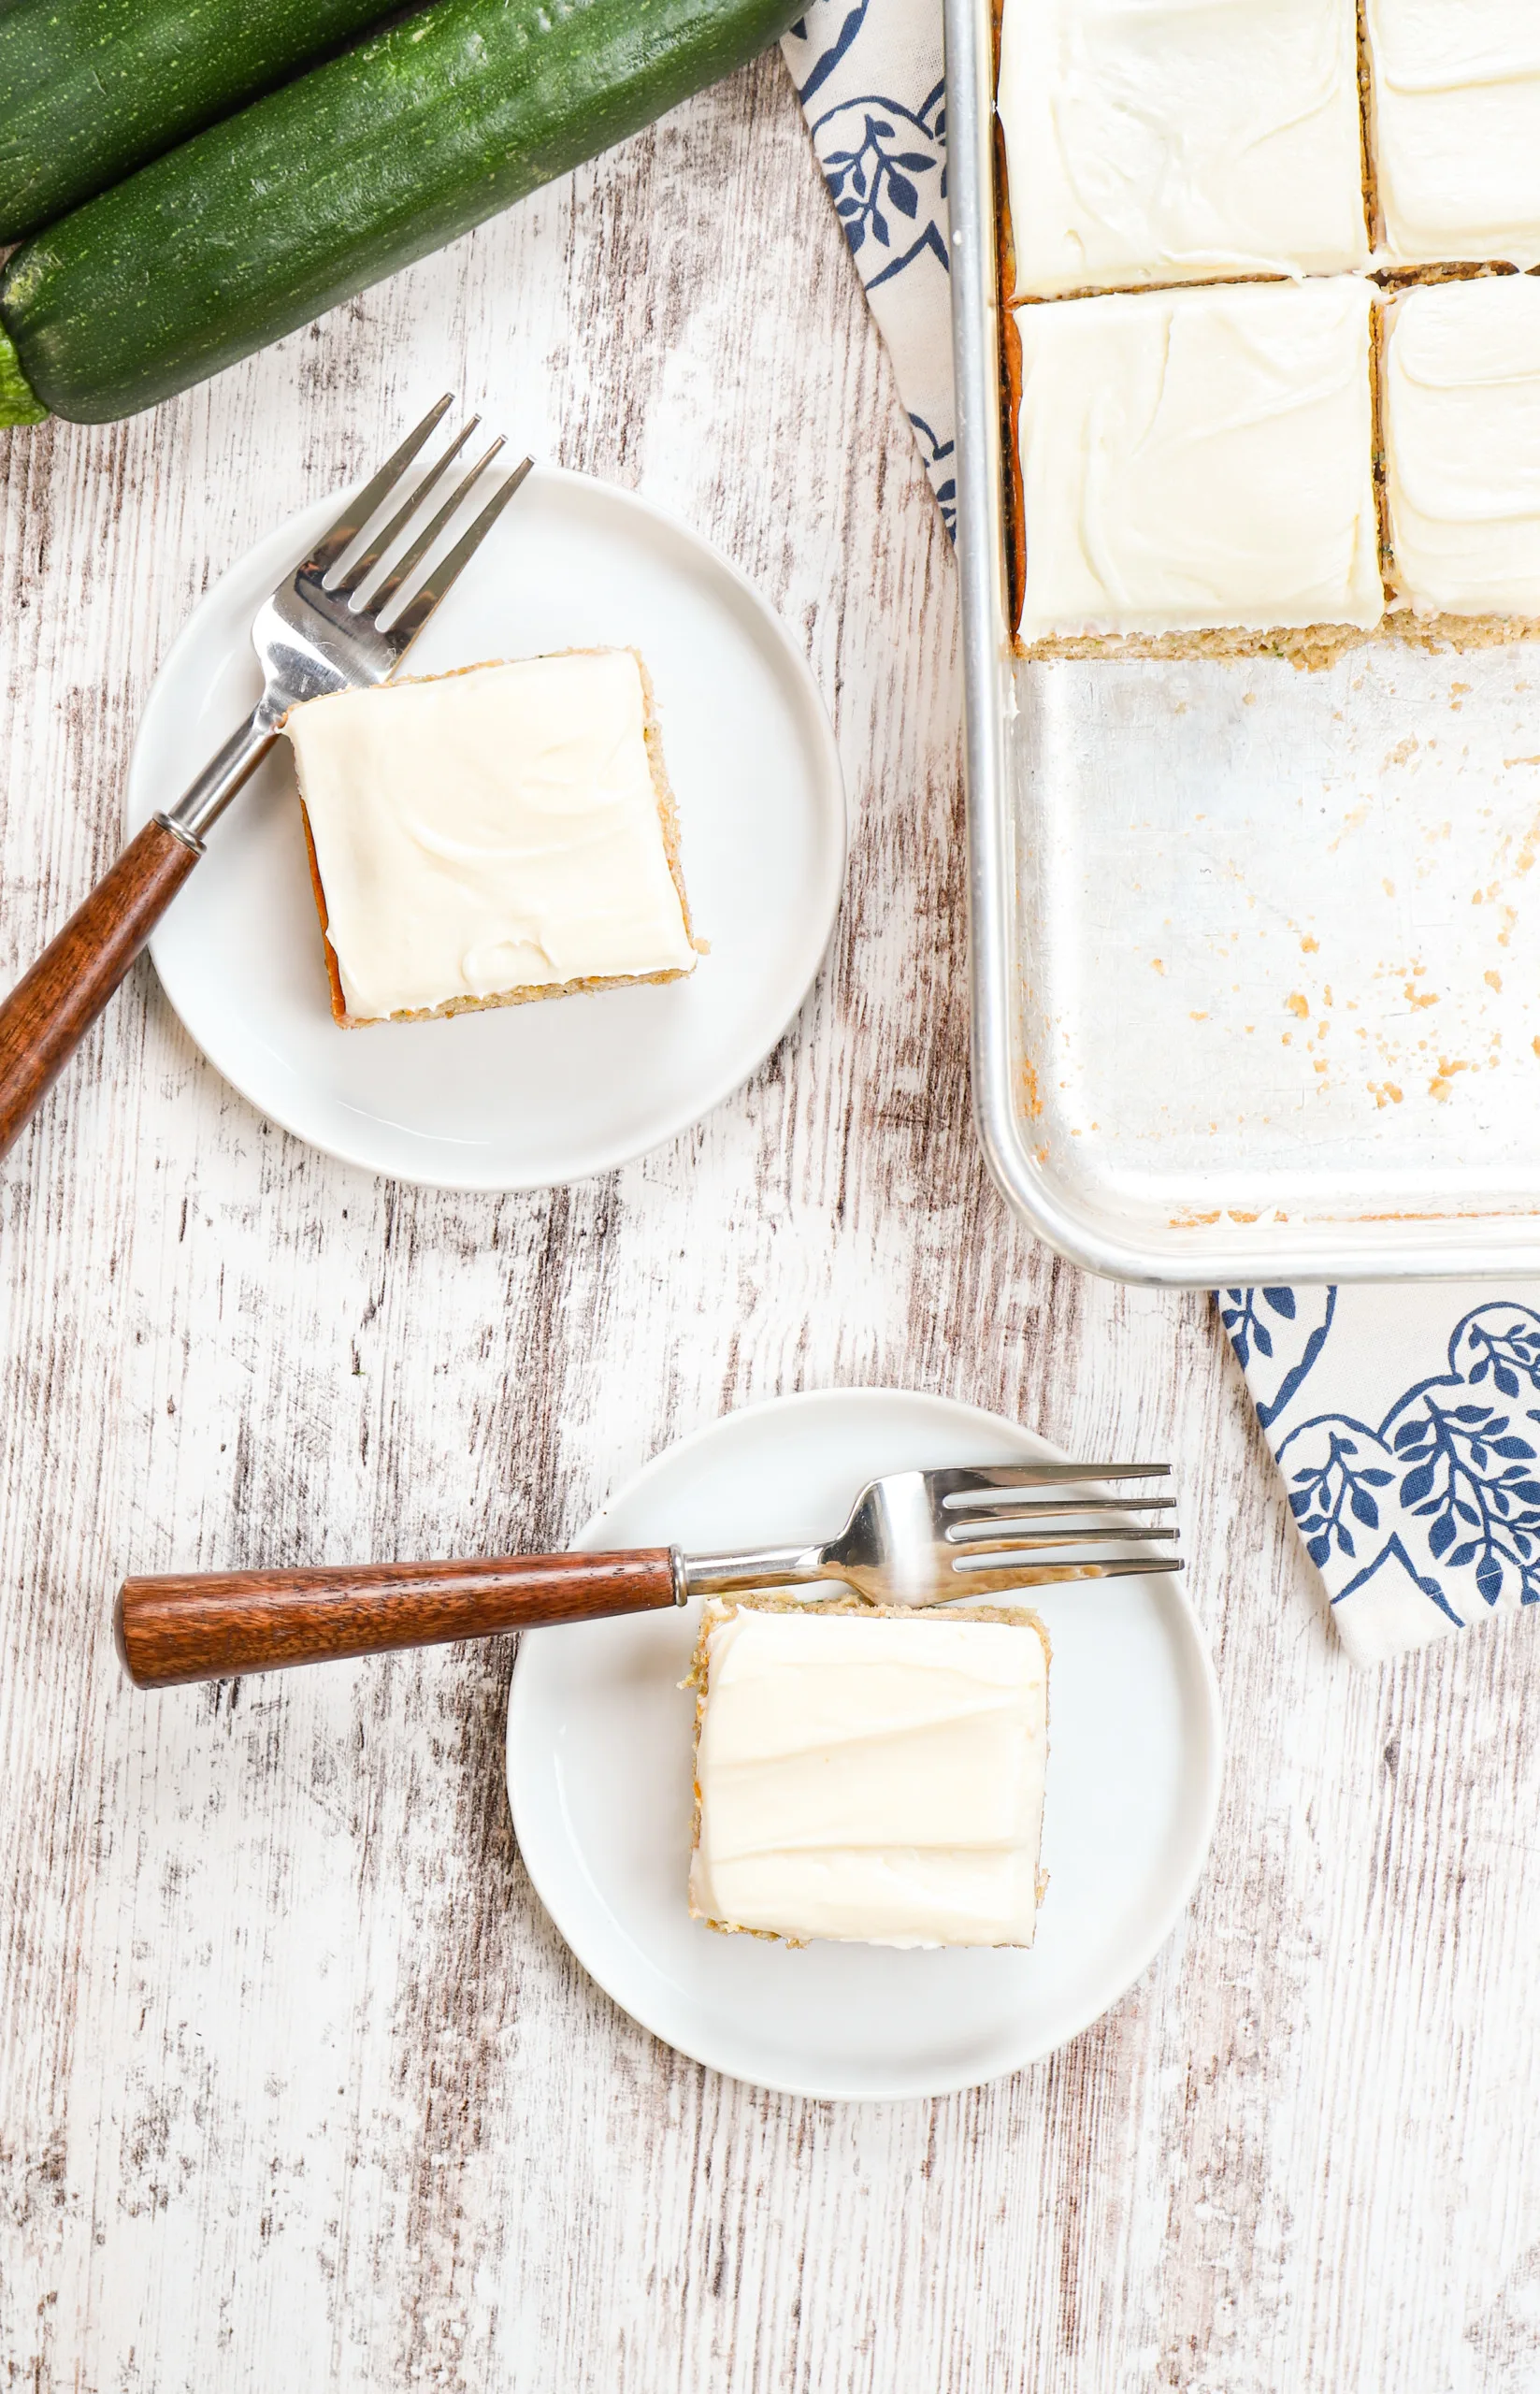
xmin=0 ymin=0 xmax=401 ymax=245
xmin=0 ymin=0 xmax=800 ymax=425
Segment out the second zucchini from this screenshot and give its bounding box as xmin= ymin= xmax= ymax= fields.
xmin=0 ymin=0 xmax=802 ymax=425
xmin=0 ymin=0 xmax=402 ymax=245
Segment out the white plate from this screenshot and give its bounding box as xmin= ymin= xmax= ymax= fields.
xmin=507 ymin=1389 xmax=1224 ymax=2100
xmin=125 ymin=467 xmax=845 ymax=1189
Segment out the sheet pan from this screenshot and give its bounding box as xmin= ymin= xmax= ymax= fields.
xmin=945 ymin=0 xmax=1540 ymax=1284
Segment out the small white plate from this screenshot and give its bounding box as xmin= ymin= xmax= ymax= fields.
xmin=125 ymin=467 xmax=845 ymax=1190
xmin=507 ymin=1389 xmax=1224 ymax=2100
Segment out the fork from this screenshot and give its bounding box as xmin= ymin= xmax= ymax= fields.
xmin=0 ymin=396 xmax=532 ymax=1161
xmin=115 ymin=1462 xmax=1183 ymax=1688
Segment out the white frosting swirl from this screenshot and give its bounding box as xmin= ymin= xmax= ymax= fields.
xmin=1016 ymin=278 xmax=1384 ymax=640
xmin=1367 ymin=0 xmax=1540 ymax=267
xmin=1384 ymin=277 xmax=1540 ymax=618
xmin=1000 ymin=0 xmax=1369 ymax=300
xmin=283 ymin=650 xmax=696 ymax=1022
xmin=688 ymin=1604 xmax=1049 ymax=1950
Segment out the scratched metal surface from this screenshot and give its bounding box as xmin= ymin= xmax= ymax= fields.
xmin=1012 ymin=642 xmax=1540 ymax=1276
xmin=4 ymin=47 xmax=1540 ymax=2394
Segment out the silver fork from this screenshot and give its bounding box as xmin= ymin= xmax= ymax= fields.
xmin=681 ymin=1463 xmax=1181 ymax=1607
xmin=116 ymin=1462 xmax=1182 ymax=1687
xmin=0 ymin=396 xmax=532 ymax=1163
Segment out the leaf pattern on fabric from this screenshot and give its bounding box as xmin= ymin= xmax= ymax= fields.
xmin=814 ymin=91 xmax=945 ymax=267
xmin=1218 ymin=1287 xmax=1334 ymax=1429
xmin=1263 ymin=1303 xmax=1540 ymax=1650
xmin=783 ymin=2 xmax=954 ymax=530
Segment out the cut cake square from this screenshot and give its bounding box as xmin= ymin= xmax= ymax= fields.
xmin=686 ymin=1596 xmax=1051 ymax=1951
xmin=282 ymin=647 xmax=698 ymax=1027
xmin=1014 ymin=277 xmax=1385 ymax=649
xmin=999 ymin=0 xmax=1369 ymax=301
xmin=1365 ymin=0 xmax=1540 ymax=269
xmin=1383 ymin=275 xmax=1540 ymax=623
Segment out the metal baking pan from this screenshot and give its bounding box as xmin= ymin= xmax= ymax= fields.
xmin=944 ymin=0 xmax=1540 ymax=1286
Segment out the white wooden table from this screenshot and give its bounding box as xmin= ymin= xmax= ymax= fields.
xmin=3 ymin=52 xmax=1538 ymax=2393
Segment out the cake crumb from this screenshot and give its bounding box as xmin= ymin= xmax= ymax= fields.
xmin=1429 ymin=1060 xmax=1471 ymax=1101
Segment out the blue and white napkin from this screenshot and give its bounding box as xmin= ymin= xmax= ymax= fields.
xmin=783 ymin=0 xmax=956 ymax=531
xmin=784 ymin=0 xmax=1540 ymax=1666
xmin=1218 ymin=1287 xmax=1540 ymax=1665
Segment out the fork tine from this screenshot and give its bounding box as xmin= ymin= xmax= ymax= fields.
xmin=367 ymin=434 xmax=505 ymax=618
xmin=946 ymin=1555 xmax=1185 ymax=1585
xmin=329 ymin=414 xmax=482 ymax=598
xmin=932 ymin=1464 xmax=1171 ymax=1505
xmin=948 ymin=1524 xmax=1180 ymax=1551
xmin=385 ymin=455 xmax=535 ymax=654
xmin=947 ymin=1495 xmax=1176 ymax=1519
xmin=302 ymin=394 xmax=453 ymax=581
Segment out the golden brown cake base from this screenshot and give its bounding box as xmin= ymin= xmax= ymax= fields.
xmin=295 ymin=646 xmax=702 ymax=1031
xmin=994 ymin=0 xmax=1027 ymax=640
xmin=1384 ymin=610 xmax=1540 ymax=654
xmin=1016 ymin=614 xmax=1540 ymax=670
xmin=1356 ymin=0 xmax=1378 ymax=257
xmin=684 ymin=1594 xmax=1052 ymax=1947
xmin=1019 ymin=623 xmax=1381 ymax=670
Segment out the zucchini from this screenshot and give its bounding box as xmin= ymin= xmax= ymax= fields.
xmin=0 ymin=0 xmax=801 ymax=426
xmin=0 ymin=0 xmax=402 ymax=245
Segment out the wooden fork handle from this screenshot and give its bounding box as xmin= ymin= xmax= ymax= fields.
xmin=0 ymin=817 xmax=200 ymax=1160
xmin=114 ymin=1548 xmax=682 ymax=1689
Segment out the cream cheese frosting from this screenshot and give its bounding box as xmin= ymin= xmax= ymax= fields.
xmin=688 ymin=1603 xmax=1049 ymax=1950
xmin=284 ymin=650 xmax=696 ymax=1022
xmin=1015 ymin=277 xmax=1385 ymax=641
xmin=1366 ymin=0 xmax=1540 ymax=267
xmin=1383 ymin=277 xmax=1540 ymax=619
xmin=999 ymin=0 xmax=1369 ymax=300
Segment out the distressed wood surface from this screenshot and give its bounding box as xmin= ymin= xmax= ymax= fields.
xmin=3 ymin=51 xmax=1539 ymax=2394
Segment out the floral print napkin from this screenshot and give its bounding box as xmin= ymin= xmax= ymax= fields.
xmin=1220 ymin=1288 xmax=1540 ymax=1665
xmin=783 ymin=0 xmax=956 ymax=530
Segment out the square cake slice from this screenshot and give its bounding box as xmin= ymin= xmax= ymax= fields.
xmin=1015 ymin=278 xmax=1384 ymax=647
xmin=1383 ymin=277 xmax=1540 ymax=622
xmin=1365 ymin=1 xmax=1540 ymax=269
xmin=282 ymin=648 xmax=698 ymax=1027
xmin=686 ymin=1598 xmax=1051 ymax=1950
xmin=999 ymin=0 xmax=1369 ymax=301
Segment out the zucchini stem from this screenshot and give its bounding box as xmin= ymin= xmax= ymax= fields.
xmin=0 ymin=322 xmax=48 ymax=425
